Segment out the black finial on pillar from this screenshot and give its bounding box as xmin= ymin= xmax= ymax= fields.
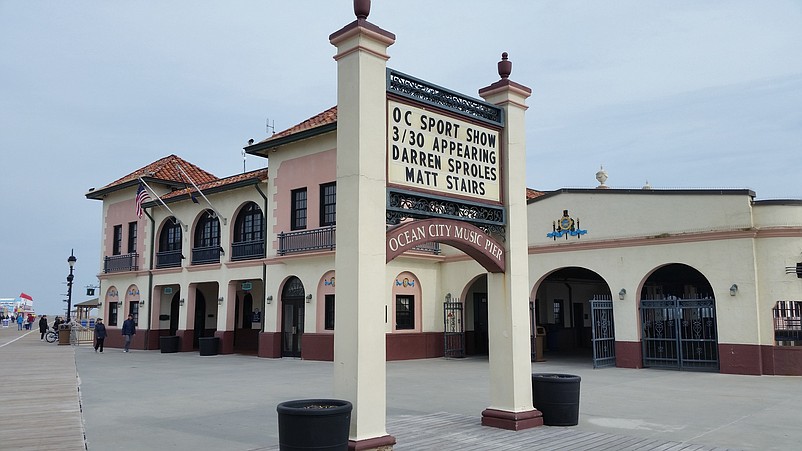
xmin=498 ymin=52 xmax=511 ymax=79
xmin=354 ymin=0 xmax=371 ymax=19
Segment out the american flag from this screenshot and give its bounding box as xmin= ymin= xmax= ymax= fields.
xmin=135 ymin=182 xmax=151 ymax=218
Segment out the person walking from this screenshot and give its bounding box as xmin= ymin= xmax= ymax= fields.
xmin=39 ymin=315 xmax=48 ymax=340
xmin=16 ymin=314 xmax=23 ymax=330
xmin=121 ymin=314 xmax=136 ymax=352
xmin=94 ymin=318 xmax=107 ymax=352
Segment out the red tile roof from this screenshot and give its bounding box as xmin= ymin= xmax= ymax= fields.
xmin=98 ymin=154 xmax=217 ymax=191
xmin=161 ymin=168 xmax=268 ymax=201
xmin=257 ymin=106 xmax=337 ymax=144
xmin=526 ymin=189 xmax=545 ymax=200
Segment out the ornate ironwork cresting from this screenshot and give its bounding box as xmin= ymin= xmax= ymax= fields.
xmin=387 ymin=69 xmax=504 ymax=127
xmin=386 ymin=189 xmax=506 ymax=237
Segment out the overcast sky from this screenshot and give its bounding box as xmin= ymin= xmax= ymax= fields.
xmin=2 ymin=1 xmax=801 ymax=316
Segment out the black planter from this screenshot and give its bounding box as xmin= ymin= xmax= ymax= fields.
xmin=198 ymin=337 xmax=219 ymax=356
xmin=160 ymin=335 xmax=179 ymax=353
xmin=277 ymin=399 xmax=352 ymax=451
xmin=532 ymin=373 xmax=581 ymax=426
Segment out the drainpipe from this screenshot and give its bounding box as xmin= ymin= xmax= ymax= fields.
xmin=255 ymin=182 xmax=269 ymax=333
xmin=144 ymin=209 xmax=156 ymax=350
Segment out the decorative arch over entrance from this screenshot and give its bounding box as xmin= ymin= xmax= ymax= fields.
xmin=639 ymin=263 xmax=719 ymax=371
xmin=386 ymin=218 xmax=505 ymax=273
xmin=104 ymin=286 xmax=120 ymax=326
xmin=124 ymin=284 xmax=141 ymax=325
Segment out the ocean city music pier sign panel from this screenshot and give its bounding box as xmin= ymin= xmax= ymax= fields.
xmin=388 ymin=100 xmax=501 ymax=203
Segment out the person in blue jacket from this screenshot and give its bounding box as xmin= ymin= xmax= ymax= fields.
xmin=121 ymin=314 xmax=136 ymax=352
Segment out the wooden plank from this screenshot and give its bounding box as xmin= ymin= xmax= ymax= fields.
xmin=0 ymin=329 xmax=86 ymax=451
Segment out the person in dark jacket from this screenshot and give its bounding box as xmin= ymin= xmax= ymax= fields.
xmin=94 ymin=318 xmax=107 ymax=352
xmin=121 ymin=314 xmax=136 ymax=352
xmin=52 ymin=316 xmax=62 ymax=331
xmin=38 ymin=315 xmax=48 ymax=340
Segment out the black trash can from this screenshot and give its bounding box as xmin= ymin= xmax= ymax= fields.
xmin=532 ymin=373 xmax=581 ymax=426
xmin=160 ymin=335 xmax=179 ymax=353
xmin=198 ymin=337 xmax=219 ymax=356
xmin=277 ymin=399 xmax=352 ymax=451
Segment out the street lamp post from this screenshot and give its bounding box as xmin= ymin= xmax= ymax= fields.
xmin=66 ymin=250 xmax=77 ymax=322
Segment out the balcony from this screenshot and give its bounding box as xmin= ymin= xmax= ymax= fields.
xmin=278 ymin=226 xmax=336 ymax=256
xmin=231 ymin=239 xmax=266 ymax=261
xmin=156 ymin=249 xmax=183 ymax=269
xmin=103 ymin=253 xmax=138 ymax=273
xmin=277 ymin=225 xmax=440 ymax=256
xmin=192 ymin=245 xmax=223 ymax=265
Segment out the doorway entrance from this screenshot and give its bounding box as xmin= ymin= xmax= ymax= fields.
xmin=640 ymin=263 xmax=719 ymax=371
xmin=169 ymin=292 xmax=180 ymax=336
xmin=193 ymin=291 xmax=206 ymax=349
xmin=473 ymin=292 xmax=489 ymax=355
xmin=281 ymin=277 xmax=305 ymax=357
xmin=533 ymin=267 xmax=611 ymax=360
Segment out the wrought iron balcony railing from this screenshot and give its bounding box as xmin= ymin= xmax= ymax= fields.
xmin=231 ymin=239 xmax=266 ymax=261
xmin=278 ymin=226 xmax=336 ymax=256
xmin=103 ymin=253 xmax=139 ymax=273
xmin=192 ymin=245 xmax=223 ymax=265
xmin=155 ymin=249 xmax=183 ymax=269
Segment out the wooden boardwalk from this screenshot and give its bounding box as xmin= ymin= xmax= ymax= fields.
xmin=2 ymin=326 xmax=743 ymax=451
xmin=0 ymin=327 xmax=86 ymax=450
xmin=386 ymin=412 xmax=740 ymax=451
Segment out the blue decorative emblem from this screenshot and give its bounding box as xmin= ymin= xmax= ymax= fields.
xmin=395 ymin=278 xmax=415 ymax=287
xmin=547 ymin=209 xmax=587 ymax=240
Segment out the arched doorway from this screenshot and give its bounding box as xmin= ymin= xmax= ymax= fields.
xmin=281 ymin=277 xmax=305 ymax=357
xmin=640 ymin=263 xmax=719 ymax=371
xmin=533 ymin=267 xmax=611 ymax=361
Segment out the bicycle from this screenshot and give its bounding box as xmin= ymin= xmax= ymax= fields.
xmin=45 ymin=329 xmax=58 ymax=343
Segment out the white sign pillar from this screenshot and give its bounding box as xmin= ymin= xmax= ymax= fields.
xmin=478 ymin=54 xmax=542 ymax=430
xmin=330 ymin=10 xmax=397 ymax=449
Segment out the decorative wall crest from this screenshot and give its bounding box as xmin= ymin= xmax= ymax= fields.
xmin=547 ymin=209 xmax=587 ymax=240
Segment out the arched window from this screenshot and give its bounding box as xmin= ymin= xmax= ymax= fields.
xmin=156 ymin=219 xmax=182 ymax=268
xmin=234 ymin=202 xmax=263 ymax=243
xmin=195 ymin=210 xmax=220 ymax=248
xmin=232 ymin=202 xmax=265 ymax=261
xmin=159 ymin=219 xmax=182 ymax=251
xmin=192 ymin=210 xmax=221 ymax=264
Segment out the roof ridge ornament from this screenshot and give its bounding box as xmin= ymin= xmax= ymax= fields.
xmin=498 ymin=52 xmax=511 ymax=79
xmin=354 ymin=0 xmax=370 ymax=19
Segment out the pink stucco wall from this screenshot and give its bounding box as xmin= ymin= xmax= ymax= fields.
xmin=104 ymin=198 xmax=147 ymax=258
xmin=272 ymin=149 xmax=336 ymax=244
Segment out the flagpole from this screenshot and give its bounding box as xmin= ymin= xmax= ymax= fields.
xmin=174 ymin=164 xmax=227 ymax=225
xmin=138 ymin=177 xmax=187 ymax=230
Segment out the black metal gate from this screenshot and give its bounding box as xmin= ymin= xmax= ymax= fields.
xmin=444 ymin=298 xmax=464 ymax=358
xmin=641 ymin=298 xmax=718 ymax=371
xmin=590 ymin=296 xmax=616 ymax=368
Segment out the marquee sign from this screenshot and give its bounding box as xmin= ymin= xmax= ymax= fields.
xmin=384 ymin=69 xmax=508 ymax=271
xmin=388 ymin=100 xmax=501 ymax=203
